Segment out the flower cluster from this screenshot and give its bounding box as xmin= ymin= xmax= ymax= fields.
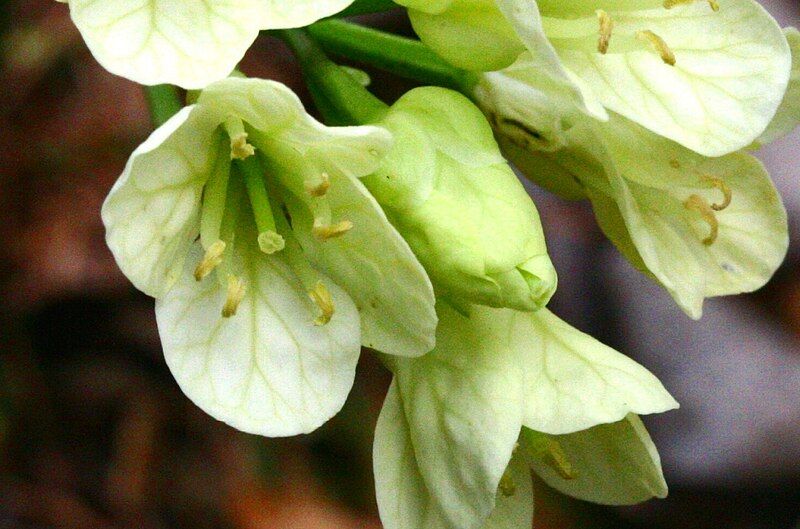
xmin=62 ymin=0 xmax=799 ymax=528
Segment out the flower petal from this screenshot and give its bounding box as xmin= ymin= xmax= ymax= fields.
xmin=101 ymin=106 xmax=219 ymax=298
xmin=523 ymin=414 xmax=668 ymax=505
xmin=552 ymin=0 xmax=791 ymax=155
xmin=68 ymin=0 xmax=265 ymax=88
xmin=756 ymin=28 xmax=800 ymax=146
xmin=378 ymin=304 xmax=524 ymax=529
xmin=516 ymin=308 xmax=678 ymax=434
xmin=255 ymin=0 xmax=356 ymax=29
xmin=155 ymin=241 xmax=361 ymax=436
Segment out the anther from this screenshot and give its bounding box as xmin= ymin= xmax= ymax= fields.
xmin=701 ymin=175 xmax=732 ymax=211
xmin=597 ymin=10 xmax=614 ymax=54
xmin=312 ymin=220 xmax=354 ymax=241
xmin=194 ymin=240 xmax=226 ymax=281
xmin=684 ymin=195 xmax=719 ymax=245
xmin=637 ymin=30 xmax=677 ymax=66
xmin=664 ymin=0 xmax=719 ymax=11
xmin=305 ymin=172 xmax=331 ymax=197
xmin=222 ymin=275 xmax=246 ymax=318
xmin=545 ymin=440 xmax=577 ymax=480
xmin=499 ymin=469 xmax=517 ymax=497
xmin=258 ymin=230 xmax=286 ymax=255
xmin=308 ymin=281 xmax=335 ymax=326
xmin=224 ymin=117 xmax=255 ymax=160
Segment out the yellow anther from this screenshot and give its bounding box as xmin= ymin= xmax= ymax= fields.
xmin=701 ymin=175 xmax=732 ymax=211
xmin=257 ymin=230 xmax=285 ymax=255
xmin=545 ymin=440 xmax=577 ymax=480
xmin=664 ymin=0 xmax=719 ymax=11
xmin=498 ymin=470 xmax=517 ymax=497
xmin=222 ymin=275 xmax=246 ymax=318
xmin=637 ymin=30 xmax=676 ymax=66
xmin=312 ymin=220 xmax=354 ymax=241
xmin=194 ymin=240 xmax=226 ymax=281
xmin=308 ymin=281 xmax=335 ymax=326
xmin=305 ymin=172 xmax=331 ymax=197
xmin=597 ymin=10 xmax=614 ymax=54
xmin=684 ymin=195 xmax=719 ymax=246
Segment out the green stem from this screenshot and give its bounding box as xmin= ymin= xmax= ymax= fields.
xmin=276 ymin=28 xmax=388 ymax=125
xmin=143 ymin=84 xmax=182 ymax=127
xmin=335 ymin=0 xmax=398 ymax=17
xmin=235 ymin=156 xmax=278 ymax=235
xmin=308 ymin=19 xmax=478 ymax=93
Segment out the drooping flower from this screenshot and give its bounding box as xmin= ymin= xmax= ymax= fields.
xmin=102 ymin=77 xmax=437 ymax=436
xmin=362 ymin=86 xmax=558 ymax=311
xmin=396 ymin=0 xmax=792 ymax=156
xmin=373 ymin=302 xmax=678 ymax=529
xmin=508 ymin=111 xmax=789 ymax=319
xmin=61 ymin=0 xmax=357 ymax=88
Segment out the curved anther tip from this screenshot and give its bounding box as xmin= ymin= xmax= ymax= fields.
xmin=684 ymin=194 xmax=720 ymax=246
xmin=701 ymin=175 xmax=732 ymax=211
xmin=597 ymin=10 xmax=614 ymax=54
xmin=222 ymin=275 xmax=246 ymax=318
xmin=308 ymin=281 xmax=335 ymax=326
xmin=305 ymin=172 xmax=331 ymax=197
xmin=194 ymin=240 xmax=227 ymax=281
xmin=637 ymin=30 xmax=677 ymax=66
xmin=312 ymin=220 xmax=354 ymax=241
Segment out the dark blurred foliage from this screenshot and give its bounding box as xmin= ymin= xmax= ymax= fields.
xmin=0 ymin=2 xmax=798 ymax=528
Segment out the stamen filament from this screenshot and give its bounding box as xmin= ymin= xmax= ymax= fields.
xmin=194 ymin=240 xmax=226 ymax=281
xmin=597 ymin=10 xmax=614 ymax=54
xmin=222 ymin=275 xmax=246 ymax=317
xmin=684 ymin=195 xmax=719 ymax=245
xmin=636 ymin=30 xmax=677 ymax=66
xmin=235 ymin=156 xmax=285 ymax=254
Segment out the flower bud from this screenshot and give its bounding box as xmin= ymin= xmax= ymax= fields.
xmin=363 ymin=87 xmax=557 ymax=311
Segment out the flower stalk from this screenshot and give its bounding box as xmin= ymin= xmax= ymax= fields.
xmin=143 ymin=84 xmax=182 ymax=127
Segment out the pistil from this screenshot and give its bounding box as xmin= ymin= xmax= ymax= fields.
xmin=235 ymin=156 xmax=286 ymax=255
xmin=224 ymin=117 xmax=255 ymax=160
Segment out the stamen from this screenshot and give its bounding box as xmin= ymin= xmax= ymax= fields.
xmin=664 ymin=0 xmax=719 ymax=11
xmin=222 ymin=275 xmax=246 ymax=318
xmin=597 ymin=10 xmax=614 ymax=54
xmin=701 ymin=175 xmax=732 ymax=211
xmin=498 ymin=469 xmax=517 ymax=497
xmin=224 ymin=117 xmax=255 ymax=160
xmin=194 ymin=240 xmax=226 ymax=281
xmin=308 ymin=281 xmax=335 ymax=326
xmin=258 ymin=230 xmax=286 ymax=255
xmin=312 ymin=220 xmax=354 ymax=241
xmin=684 ymin=195 xmax=719 ymax=245
xmin=637 ymin=30 xmax=676 ymax=66
xmin=544 ymin=440 xmax=577 ymax=480
xmin=305 ymin=172 xmax=331 ymax=197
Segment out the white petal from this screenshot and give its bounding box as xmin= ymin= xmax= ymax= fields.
xmin=757 ymin=28 xmax=800 ymax=146
xmin=101 ymin=106 xmax=219 ymax=298
xmin=513 ymin=308 xmax=678 ymax=434
xmin=525 ymin=415 xmax=668 ymax=505
xmin=68 ymin=0 xmax=265 ymax=88
xmin=255 ymin=0 xmax=356 ymax=29
xmin=555 ymin=0 xmax=791 ymax=155
xmin=155 ymin=242 xmax=361 ymax=436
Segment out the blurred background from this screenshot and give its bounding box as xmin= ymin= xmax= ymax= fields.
xmin=0 ymin=1 xmax=798 ymax=528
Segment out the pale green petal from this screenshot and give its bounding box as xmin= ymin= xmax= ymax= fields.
xmin=254 ymin=0 xmax=356 ymax=29
xmin=515 ymin=308 xmax=678 ymax=434
xmin=101 ymin=106 xmax=220 ymax=298
xmin=536 ymin=0 xmax=662 ymax=16
xmin=282 ymin=169 xmax=438 ymax=358
xmin=68 ymin=0 xmax=264 ymax=88
xmin=483 ymin=454 xmax=534 ymax=529
xmin=757 ymin=28 xmax=800 ymax=146
xmin=155 ymin=242 xmax=361 ymax=437
xmin=523 ymin=414 xmax=668 ymax=505
xmin=378 ymin=304 xmax=524 ymax=529
xmin=550 ymin=0 xmax=791 ymax=156
xmin=590 ymin=115 xmax=789 ymax=318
